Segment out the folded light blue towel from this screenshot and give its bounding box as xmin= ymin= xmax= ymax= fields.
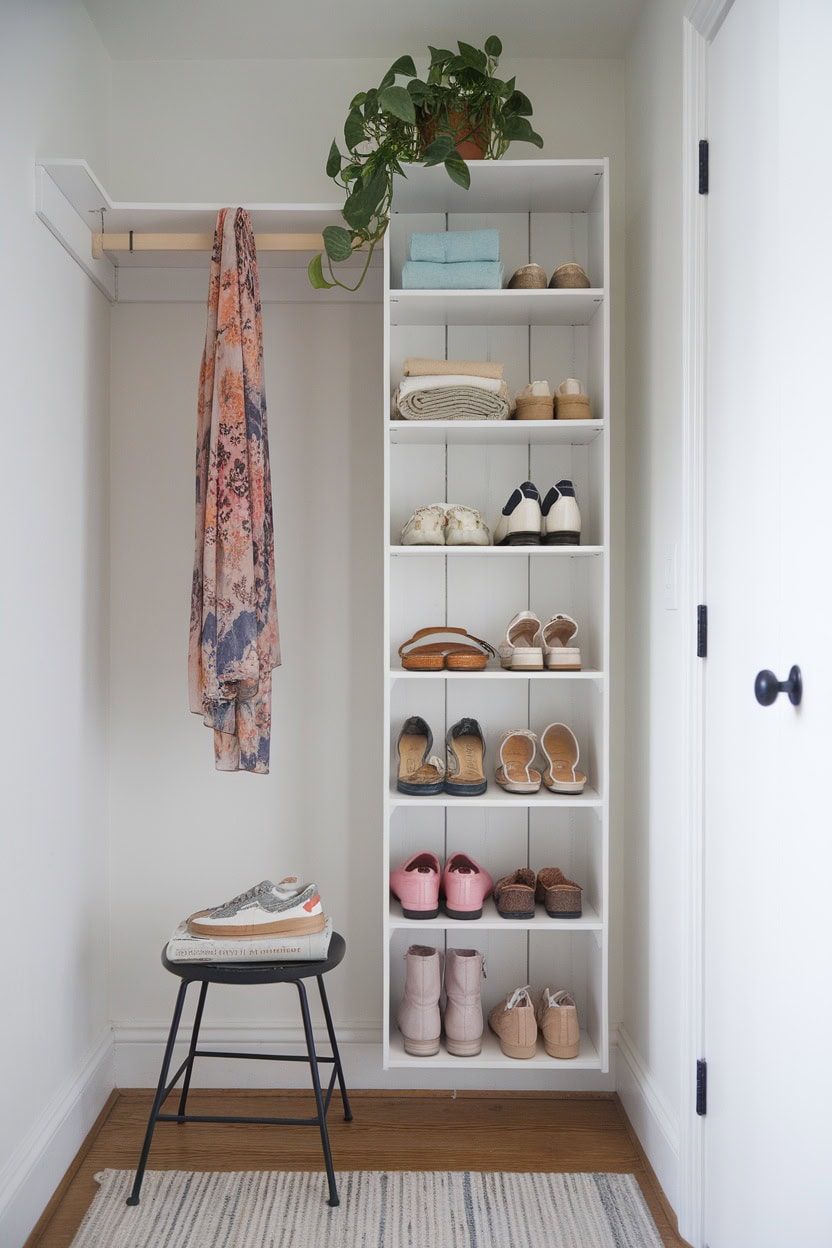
xmin=401 ymin=260 xmax=504 ymax=290
xmin=409 ymin=229 xmax=501 ymax=264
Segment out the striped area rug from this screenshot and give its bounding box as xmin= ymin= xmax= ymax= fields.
xmin=70 ymin=1170 xmax=665 ymax=1247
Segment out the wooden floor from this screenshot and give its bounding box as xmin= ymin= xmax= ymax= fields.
xmin=27 ymin=1089 xmax=689 ymax=1247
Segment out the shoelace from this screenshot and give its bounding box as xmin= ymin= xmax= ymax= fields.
xmin=505 ymin=984 xmax=533 ymax=1010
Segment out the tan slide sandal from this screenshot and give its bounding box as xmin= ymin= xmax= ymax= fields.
xmin=398 ymin=626 xmax=495 ymax=671
xmin=540 ymin=723 xmax=586 ymax=794
xmin=495 ymin=730 xmax=542 ymax=793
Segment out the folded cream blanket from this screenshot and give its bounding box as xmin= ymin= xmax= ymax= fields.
xmin=403 ymin=357 xmax=504 ymax=380
xmin=398 ymin=374 xmax=504 ymax=397
xmin=393 ymin=382 xmax=511 ymax=421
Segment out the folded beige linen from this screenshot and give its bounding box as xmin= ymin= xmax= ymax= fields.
xmin=393 ymin=381 xmax=511 ymax=421
xmin=403 ymin=358 xmax=504 ymax=380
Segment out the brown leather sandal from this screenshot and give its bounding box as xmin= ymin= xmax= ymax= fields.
xmin=398 ymin=627 xmax=496 ymax=671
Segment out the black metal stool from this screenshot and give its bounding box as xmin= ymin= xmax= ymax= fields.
xmin=127 ymin=931 xmax=352 ymax=1208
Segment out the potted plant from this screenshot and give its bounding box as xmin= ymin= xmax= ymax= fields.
xmin=308 ymin=36 xmax=543 ymax=292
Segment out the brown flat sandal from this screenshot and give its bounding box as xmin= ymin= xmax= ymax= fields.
xmin=398 ymin=626 xmax=496 ymax=671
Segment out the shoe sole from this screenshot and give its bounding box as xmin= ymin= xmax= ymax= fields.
xmin=444 ymin=781 xmax=488 ymax=796
xmin=443 ymin=904 xmax=484 ymax=920
xmin=400 ymin=905 xmax=440 ymax=919
xmin=396 ymin=779 xmax=446 ymax=795
xmin=496 ymin=1039 xmax=537 ymax=1059
xmin=506 ymin=532 xmax=542 ymax=545
xmin=495 ymin=908 xmax=535 ymax=920
xmin=187 ymin=912 xmax=326 ymax=938
xmin=543 ymin=1041 xmax=580 ymax=1058
xmin=402 ymin=1039 xmax=441 ymax=1056
xmin=544 ymin=532 xmax=580 ymax=544
xmin=445 ymin=1039 xmax=483 ymax=1057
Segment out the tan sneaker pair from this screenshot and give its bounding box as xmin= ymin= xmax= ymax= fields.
xmin=488 ymin=985 xmax=580 ymax=1059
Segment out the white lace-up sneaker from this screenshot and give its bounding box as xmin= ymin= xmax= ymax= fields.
xmin=400 ymin=504 xmax=446 ymax=545
xmin=444 ymin=504 xmax=490 ymax=546
xmin=187 ymin=877 xmax=326 ymax=937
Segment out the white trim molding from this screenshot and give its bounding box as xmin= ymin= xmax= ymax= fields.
xmin=616 ymin=1026 xmax=680 ymax=1213
xmin=0 ymin=1029 xmax=114 ymax=1248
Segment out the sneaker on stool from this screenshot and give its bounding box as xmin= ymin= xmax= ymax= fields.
xmin=187 ymin=877 xmax=326 ymax=937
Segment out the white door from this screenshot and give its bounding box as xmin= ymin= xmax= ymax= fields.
xmin=703 ymin=2 xmax=832 ymax=1245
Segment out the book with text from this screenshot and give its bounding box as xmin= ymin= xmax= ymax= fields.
xmin=166 ymin=915 xmax=333 ymax=963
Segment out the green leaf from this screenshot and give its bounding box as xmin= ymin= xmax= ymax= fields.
xmin=502 ymin=115 xmax=544 ymax=147
xmin=484 ymin=35 xmax=503 ymax=58
xmin=388 ymin=55 xmax=417 ymax=78
xmin=343 ymin=187 xmax=373 ymax=231
xmin=308 ymin=253 xmax=334 ymax=289
xmin=378 ymin=69 xmax=395 ymax=91
xmin=457 ymin=41 xmax=487 ymax=72
xmin=323 ymin=225 xmax=353 ymax=262
xmin=344 ymin=108 xmax=365 ymax=151
xmin=428 ymin=46 xmax=453 ymax=66
xmin=444 ymin=151 xmax=470 ymax=190
xmin=349 ymin=92 xmax=367 ymax=109
xmin=378 ymin=85 xmax=416 ymax=124
xmin=507 ymin=90 xmax=533 ymax=117
xmin=361 ymin=166 xmax=389 ymax=214
xmin=421 ymin=135 xmax=454 ymax=166
xmin=407 ymin=78 xmax=431 ymax=105
xmin=326 ymin=140 xmax=342 ymax=179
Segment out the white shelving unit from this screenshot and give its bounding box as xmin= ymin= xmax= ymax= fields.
xmin=383 ymin=159 xmax=610 ymax=1074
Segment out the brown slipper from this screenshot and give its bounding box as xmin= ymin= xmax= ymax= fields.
xmin=494 ymin=868 xmax=537 ymax=919
xmin=535 ymin=867 xmax=583 ymax=918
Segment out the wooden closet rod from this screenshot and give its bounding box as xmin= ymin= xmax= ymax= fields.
xmin=91 ymin=231 xmax=324 ymax=258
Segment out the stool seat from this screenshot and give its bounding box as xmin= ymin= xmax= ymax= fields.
xmin=127 ymin=931 xmax=351 ymax=1209
xmin=161 ymin=930 xmax=346 ymax=985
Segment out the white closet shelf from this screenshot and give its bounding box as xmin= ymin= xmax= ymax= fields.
xmin=389 ymin=784 xmax=603 ymax=809
xmin=392 ymin=159 xmax=606 ymax=214
xmin=388 ymin=669 xmax=604 ymax=682
xmin=385 ymin=1030 xmax=602 ymax=1071
xmin=389 ymin=288 xmax=603 ymax=327
xmin=389 ymin=898 xmax=602 ymax=931
xmin=389 ymin=420 xmax=604 ymax=446
xmin=389 ymin=545 xmax=604 ymax=557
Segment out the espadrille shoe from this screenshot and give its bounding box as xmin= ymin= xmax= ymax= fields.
xmin=493 ymin=481 xmax=542 ymax=546
xmin=489 ymin=984 xmax=538 ymax=1059
xmin=514 ymin=381 xmax=554 ymax=421
xmin=390 ymin=851 xmax=441 ymax=918
xmin=535 ymin=867 xmax=583 ymax=919
xmin=495 ymin=729 xmax=542 ymax=793
xmin=397 ymin=944 xmax=441 ymax=1057
xmin=540 ymin=722 xmax=586 ymax=793
xmin=541 ymin=614 xmax=581 ymax=671
xmin=536 ymin=988 xmax=580 ymax=1058
xmin=494 ymin=868 xmax=537 ymax=919
xmin=555 ymin=378 xmax=592 ymax=421
xmin=396 ymin=716 xmax=445 ymax=795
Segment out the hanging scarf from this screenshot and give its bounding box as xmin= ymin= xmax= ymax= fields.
xmin=188 ymin=208 xmax=280 ymax=773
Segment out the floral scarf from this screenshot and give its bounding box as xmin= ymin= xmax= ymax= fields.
xmin=188 ymin=208 xmax=280 ymax=773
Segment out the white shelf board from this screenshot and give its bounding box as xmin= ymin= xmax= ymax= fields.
xmin=389 ymin=668 xmax=604 ymax=682
xmin=385 ymin=1028 xmax=601 ymax=1071
xmin=389 ymin=783 xmax=603 ymax=809
xmin=390 ymin=545 xmax=604 ymax=558
xmin=389 ymin=288 xmax=603 ymax=327
xmin=389 ymin=897 xmax=602 ymax=932
xmin=389 ymin=420 xmax=604 ymax=446
xmin=392 ymin=160 xmax=606 ymax=215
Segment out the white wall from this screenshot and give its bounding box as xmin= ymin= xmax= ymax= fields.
xmin=0 ymin=3 xmax=113 ymax=1244
xmin=620 ymin=0 xmax=686 ymax=1213
xmin=104 ymin=56 xmax=629 ymax=1091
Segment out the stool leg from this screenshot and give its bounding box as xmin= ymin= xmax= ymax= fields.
xmin=176 ymin=980 xmax=209 ymax=1119
xmin=295 ymin=979 xmax=339 ymax=1207
xmin=317 ymin=974 xmax=353 ymax=1122
xmin=126 ymin=979 xmax=189 ymax=1206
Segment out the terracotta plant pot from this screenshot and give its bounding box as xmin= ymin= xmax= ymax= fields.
xmin=417 ymin=107 xmax=489 ymax=160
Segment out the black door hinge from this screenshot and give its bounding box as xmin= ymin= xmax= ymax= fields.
xmin=697 ymin=605 xmax=708 ymax=658
xmin=696 ymin=1059 xmax=707 ymax=1115
xmin=699 ymin=140 xmax=709 ymax=194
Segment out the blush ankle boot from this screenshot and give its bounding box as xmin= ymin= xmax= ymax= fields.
xmin=396 ymin=945 xmax=441 ymax=1056
xmin=443 ymin=947 xmax=485 ymax=1057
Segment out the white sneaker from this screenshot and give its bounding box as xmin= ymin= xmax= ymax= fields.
xmin=493 ymin=482 xmax=542 ymax=546
xmin=401 ymin=503 xmax=446 ymax=545
xmin=187 ymin=877 xmax=326 ymax=937
xmin=541 ymin=481 xmax=581 ymax=545
xmin=444 ymin=504 xmax=490 ymax=546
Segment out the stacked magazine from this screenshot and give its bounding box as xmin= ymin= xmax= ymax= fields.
xmin=166 ymin=914 xmax=333 ymax=963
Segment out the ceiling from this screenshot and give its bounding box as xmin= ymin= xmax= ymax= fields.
xmin=82 ymin=0 xmax=644 ymax=60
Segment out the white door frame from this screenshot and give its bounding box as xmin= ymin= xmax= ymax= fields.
xmin=678 ymin=2 xmax=734 ymax=1245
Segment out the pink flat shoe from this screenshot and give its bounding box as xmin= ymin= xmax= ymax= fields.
xmin=390 ymin=851 xmax=441 ymax=918
xmin=442 ymin=852 xmax=494 ymax=920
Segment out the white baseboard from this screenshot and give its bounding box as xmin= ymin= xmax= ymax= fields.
xmin=0 ymin=1029 xmax=114 ymax=1248
xmin=113 ymin=1021 xmax=618 ymax=1094
xmin=616 ymin=1025 xmax=680 ymax=1214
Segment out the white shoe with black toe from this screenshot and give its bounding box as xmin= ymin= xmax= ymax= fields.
xmin=541 ymin=480 xmax=581 ymax=545
xmin=493 ymin=481 xmax=542 ymax=546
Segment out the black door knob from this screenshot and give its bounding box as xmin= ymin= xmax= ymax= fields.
xmin=754 ymin=665 xmax=802 ymax=707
